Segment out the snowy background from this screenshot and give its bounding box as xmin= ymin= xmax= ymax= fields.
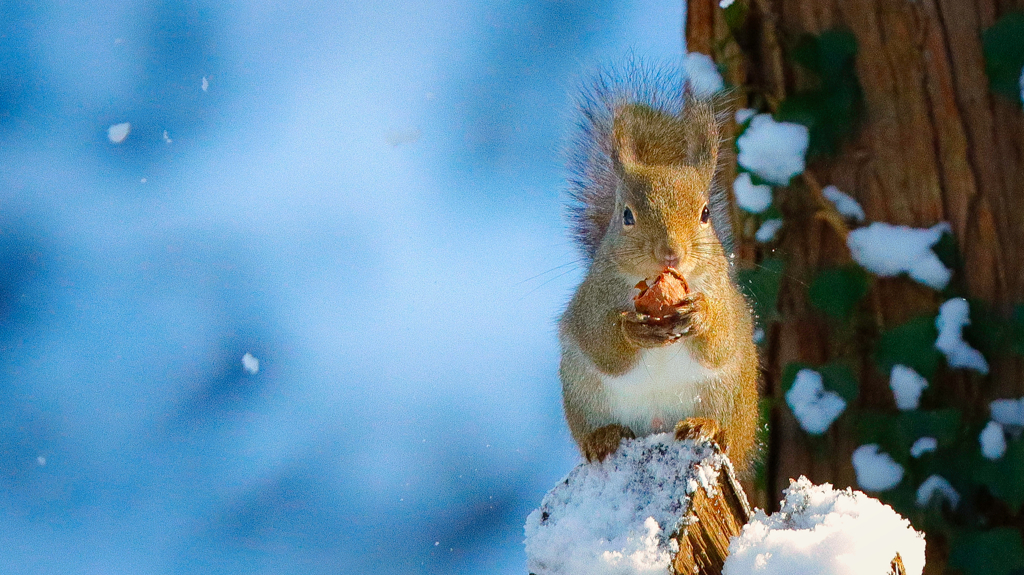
xmin=0 ymin=1 xmax=684 ymax=573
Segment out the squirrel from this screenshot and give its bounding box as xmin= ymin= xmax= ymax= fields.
xmin=558 ymin=69 xmax=760 ymax=474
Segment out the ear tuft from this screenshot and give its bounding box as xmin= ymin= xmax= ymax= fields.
xmin=611 ymin=101 xmax=719 ymax=176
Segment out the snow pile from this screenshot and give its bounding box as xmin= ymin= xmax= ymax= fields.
xmin=107 ymin=122 xmax=131 ymax=144
xmin=786 ymin=369 xmax=846 ymax=435
xmin=910 ymin=437 xmax=937 ymax=458
xmin=990 ymin=397 xmax=1024 ymax=427
xmin=935 ymin=298 xmax=989 ymax=374
xmin=723 ymin=477 xmax=925 ymax=575
xmin=755 ymin=219 xmax=783 ymax=243
xmin=683 ymin=52 xmax=724 ymax=99
xmin=822 ymin=185 xmax=865 ymax=222
xmin=916 ymin=475 xmax=959 ymax=509
xmin=736 ymin=114 xmax=810 ymax=185
xmin=242 ymin=353 xmax=260 ymax=374
xmin=852 ymin=444 xmax=903 ymax=492
xmin=733 ymin=172 xmax=772 ymax=213
xmin=889 ymin=365 xmax=928 ymax=411
xmin=846 ymin=222 xmax=952 ymax=289
xmin=979 ymin=421 xmax=1006 ymax=460
xmin=524 ymin=434 xmax=726 ymax=575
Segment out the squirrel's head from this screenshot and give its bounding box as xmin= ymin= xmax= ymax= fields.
xmin=602 ymin=101 xmax=723 ymax=283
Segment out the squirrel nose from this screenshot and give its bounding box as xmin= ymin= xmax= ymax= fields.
xmin=655 ymin=244 xmax=681 ymax=269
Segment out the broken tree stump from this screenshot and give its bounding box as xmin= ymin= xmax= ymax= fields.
xmin=524 ymin=433 xmax=750 ymax=575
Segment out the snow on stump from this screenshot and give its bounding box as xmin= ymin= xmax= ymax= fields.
xmin=524 ymin=432 xmax=752 ymax=575
xmin=723 ymin=477 xmax=925 ymax=575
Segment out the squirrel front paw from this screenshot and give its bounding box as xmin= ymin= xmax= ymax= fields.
xmin=581 ymin=424 xmax=636 ymax=462
xmin=674 ymin=417 xmax=728 ymax=447
xmin=621 ymin=292 xmax=707 ymax=348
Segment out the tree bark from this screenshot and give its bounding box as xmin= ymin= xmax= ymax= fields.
xmin=688 ymin=0 xmax=1024 ymax=570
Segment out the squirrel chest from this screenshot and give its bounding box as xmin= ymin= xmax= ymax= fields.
xmin=600 ymin=341 xmax=719 ymax=436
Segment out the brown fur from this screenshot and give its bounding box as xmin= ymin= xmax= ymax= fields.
xmin=559 ymin=99 xmax=760 ymax=474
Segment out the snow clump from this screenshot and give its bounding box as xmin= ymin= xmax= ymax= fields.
xmin=736 ymin=114 xmax=810 ymax=185
xmin=852 ymin=444 xmax=904 ymax=492
xmin=785 ymin=369 xmax=846 ymax=435
xmin=524 ymin=433 xmax=728 ymax=575
xmin=935 ymin=298 xmax=989 ymax=375
xmin=979 ymin=421 xmax=1006 ymax=460
xmin=107 ymin=122 xmax=131 ymax=143
xmin=822 ymin=185 xmax=865 ymax=222
xmin=846 ymin=222 xmax=952 ymax=289
xmin=990 ymin=397 xmax=1024 ymax=428
xmin=242 ymin=353 xmax=260 ymax=374
xmin=723 ymin=476 xmax=925 ymax=575
xmin=889 ymin=365 xmax=928 ymax=411
xmin=735 ymin=107 xmax=756 ymax=124
xmin=755 ymin=219 xmax=783 ymax=243
xmin=916 ymin=475 xmax=959 ymax=509
xmin=682 ymin=52 xmax=724 ymax=99
xmin=733 ymin=172 xmax=772 ymax=213
xmin=910 ymin=437 xmax=938 ymax=458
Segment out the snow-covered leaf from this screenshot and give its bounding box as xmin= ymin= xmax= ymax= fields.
xmin=875 ymin=316 xmax=941 ymax=380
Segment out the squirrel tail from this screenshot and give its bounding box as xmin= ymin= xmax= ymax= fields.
xmin=566 ymin=61 xmax=732 ymax=260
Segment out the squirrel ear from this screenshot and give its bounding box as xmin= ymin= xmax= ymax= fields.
xmin=612 ymin=102 xmax=719 ymax=176
xmin=681 ymin=97 xmax=720 ymax=177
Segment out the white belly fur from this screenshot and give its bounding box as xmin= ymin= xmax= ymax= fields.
xmin=601 ymin=342 xmax=718 ymax=436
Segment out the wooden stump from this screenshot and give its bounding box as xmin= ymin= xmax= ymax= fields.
xmin=673 ymin=459 xmax=752 ymax=575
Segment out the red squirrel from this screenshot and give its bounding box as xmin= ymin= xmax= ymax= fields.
xmin=558 ymin=72 xmax=759 ymax=474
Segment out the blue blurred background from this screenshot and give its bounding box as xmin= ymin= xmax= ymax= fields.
xmin=0 ymin=1 xmax=684 ymax=572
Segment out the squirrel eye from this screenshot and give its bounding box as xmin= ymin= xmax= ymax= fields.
xmin=700 ymin=204 xmax=710 ymax=225
xmin=623 ymin=207 xmax=636 ymax=227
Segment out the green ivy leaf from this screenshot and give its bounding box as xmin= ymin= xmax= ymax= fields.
xmin=777 ymin=29 xmax=863 ymax=157
xmin=1009 ymin=304 xmax=1024 ymax=356
xmin=897 ymin=409 xmax=960 ymax=447
xmin=792 ymin=29 xmax=858 ymax=77
xmin=723 ymin=1 xmax=748 ymax=35
xmin=856 ymin=409 xmax=960 ymax=462
xmin=983 ymin=13 xmax=1024 ymax=103
xmin=818 ymin=362 xmax=859 ymax=404
xmin=975 ymin=436 xmax=1024 ymax=512
xmin=809 ymin=265 xmax=869 ymax=320
xmin=856 ymin=411 xmax=900 ymax=455
xmin=737 ymin=257 xmax=785 ymax=325
xmin=874 ymin=316 xmax=941 ymax=380
xmin=963 ymin=299 xmax=1011 ymax=358
xmin=949 ymin=528 xmax=1024 ymax=575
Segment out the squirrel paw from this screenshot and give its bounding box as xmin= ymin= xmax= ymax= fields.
xmin=674 ymin=417 xmax=728 ymax=447
xmin=621 ymin=292 xmax=706 ymax=348
xmin=581 ymin=424 xmax=636 ymax=462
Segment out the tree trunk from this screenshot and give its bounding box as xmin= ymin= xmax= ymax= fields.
xmin=688 ymin=0 xmax=1024 ymax=570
